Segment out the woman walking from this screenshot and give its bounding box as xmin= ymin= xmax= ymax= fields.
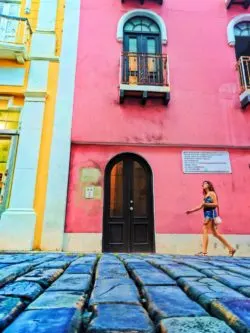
xmin=186 ymin=181 xmax=236 ymax=256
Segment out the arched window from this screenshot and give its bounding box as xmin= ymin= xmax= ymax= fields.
xmin=234 ymin=21 xmax=250 ymax=59
xmin=123 ymin=16 xmax=161 ymax=54
xmin=227 ymin=14 xmax=250 ymax=46
xmin=230 ymin=20 xmax=250 ymax=108
xmin=234 ymin=21 xmax=250 ymax=37
xmin=117 ymin=9 xmax=167 ymax=44
xmin=124 ymin=17 xmax=160 ymax=34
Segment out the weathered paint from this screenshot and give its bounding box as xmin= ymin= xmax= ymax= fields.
xmin=33 ymin=62 xmax=60 ymax=249
xmin=66 ymin=0 xmax=250 ymax=248
xmin=72 ymin=1 xmax=250 ymax=146
xmin=33 ymin=0 xmax=65 ymax=248
xmin=0 ymin=0 xmax=66 ymax=250
xmin=66 ymin=145 xmax=250 ymax=235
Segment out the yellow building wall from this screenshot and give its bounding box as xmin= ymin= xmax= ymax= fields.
xmin=0 ymin=60 xmax=29 ymax=97
xmin=33 ymin=0 xmax=65 ymax=249
xmin=20 ymin=0 xmax=40 ymax=30
xmin=33 ymin=61 xmax=60 ymax=249
xmin=0 ymin=0 xmax=65 ymax=249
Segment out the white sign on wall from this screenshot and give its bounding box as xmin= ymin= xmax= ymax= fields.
xmin=182 ymin=151 xmax=232 ymax=174
xmin=85 ymin=186 xmax=94 ymax=199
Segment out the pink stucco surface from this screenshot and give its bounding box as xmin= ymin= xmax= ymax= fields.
xmin=72 ymin=0 xmax=250 ymax=146
xmin=65 ymin=145 xmax=250 ymax=234
xmin=66 ymin=0 xmax=250 ymax=234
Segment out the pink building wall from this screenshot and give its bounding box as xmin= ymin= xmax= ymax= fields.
xmin=66 ymin=146 xmax=250 ymax=235
xmin=66 ymin=0 xmax=250 ymax=236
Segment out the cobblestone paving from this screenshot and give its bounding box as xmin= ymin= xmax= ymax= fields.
xmin=0 ymin=253 xmax=250 ymax=332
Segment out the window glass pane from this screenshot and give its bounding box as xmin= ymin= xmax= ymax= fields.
xmin=151 ymin=24 xmax=160 ymax=33
xmin=234 ymin=22 xmax=250 ymax=37
xmin=147 ymin=39 xmax=156 ymax=54
xmin=141 ymin=24 xmax=150 ymax=32
xmin=0 ymin=137 xmax=17 ymax=212
xmin=133 ymin=25 xmax=142 ymax=32
xmin=240 ymin=23 xmax=247 ymax=30
xmin=133 ymin=161 xmax=147 ymax=217
xmin=142 ymin=18 xmax=153 ymax=27
xmin=124 ymin=23 xmax=134 ymax=32
xmin=0 ymin=138 xmax=11 ymax=200
xmin=129 ymin=37 xmax=137 ymax=52
xmin=110 ymin=161 xmax=123 ymax=217
xmin=234 ymin=27 xmax=240 ymax=36
xmin=0 ymin=111 xmax=19 ymax=130
xmin=242 ymin=30 xmax=250 ymax=37
xmin=133 ymin=18 xmax=142 ymax=26
xmin=0 ymin=139 xmax=10 ymax=162
xmin=124 ymin=16 xmax=160 ymax=34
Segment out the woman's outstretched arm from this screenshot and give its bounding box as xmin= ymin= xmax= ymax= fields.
xmin=186 ymin=202 xmax=204 ymax=214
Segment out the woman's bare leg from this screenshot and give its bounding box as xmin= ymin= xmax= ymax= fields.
xmin=202 ymin=221 xmax=210 ymax=253
xmin=211 ymin=223 xmax=233 ymax=251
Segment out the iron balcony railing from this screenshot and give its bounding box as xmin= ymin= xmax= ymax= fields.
xmin=121 ymin=52 xmax=169 ymax=87
xmin=0 ymin=14 xmax=32 ymax=45
xmin=238 ymin=56 xmax=250 ymax=92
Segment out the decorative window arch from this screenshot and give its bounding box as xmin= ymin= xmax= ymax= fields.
xmin=234 ymin=21 xmax=250 ymax=37
xmin=117 ymin=9 xmax=167 ymax=44
xmin=124 ymin=16 xmax=160 ymax=34
xmin=227 ymin=14 xmax=250 ymax=46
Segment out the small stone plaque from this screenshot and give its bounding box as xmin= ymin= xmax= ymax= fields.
xmin=80 ymin=168 xmax=101 ymax=183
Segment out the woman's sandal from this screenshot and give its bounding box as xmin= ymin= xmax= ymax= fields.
xmin=229 ymin=248 xmax=236 ymax=257
xmin=195 ymin=252 xmax=207 ymax=256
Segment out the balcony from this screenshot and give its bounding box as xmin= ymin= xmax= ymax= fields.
xmin=238 ymin=56 xmax=250 ymax=109
xmin=119 ymin=52 xmax=170 ymax=105
xmin=0 ymin=14 xmax=32 ymax=63
xmin=226 ymin=0 xmax=250 ymax=9
xmin=121 ymin=0 xmax=163 ymax=4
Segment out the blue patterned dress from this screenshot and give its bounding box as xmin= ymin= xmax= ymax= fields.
xmin=203 ymin=196 xmax=217 ymax=220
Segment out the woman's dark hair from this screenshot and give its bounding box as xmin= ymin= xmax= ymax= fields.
xmin=202 ymin=180 xmax=216 ymax=196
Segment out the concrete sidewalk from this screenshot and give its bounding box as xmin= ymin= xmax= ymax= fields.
xmin=0 ymin=253 xmax=249 ymax=332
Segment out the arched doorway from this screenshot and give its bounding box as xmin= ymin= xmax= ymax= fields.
xmin=103 ymin=153 xmax=155 ymax=253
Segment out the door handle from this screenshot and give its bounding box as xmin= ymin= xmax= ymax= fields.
xmin=129 ymin=207 xmax=134 ymax=211
xmin=130 ymin=200 xmax=133 ymax=203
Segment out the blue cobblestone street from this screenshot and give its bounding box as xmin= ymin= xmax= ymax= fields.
xmin=0 ymin=253 xmax=249 ymax=332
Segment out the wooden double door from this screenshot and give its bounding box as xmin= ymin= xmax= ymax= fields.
xmin=103 ymin=154 xmax=155 ymax=253
xmin=123 ymin=33 xmax=163 ymax=85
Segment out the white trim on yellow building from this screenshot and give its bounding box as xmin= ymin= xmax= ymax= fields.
xmin=41 ymin=0 xmax=81 ymax=251
xmin=0 ymin=0 xmax=65 ymax=250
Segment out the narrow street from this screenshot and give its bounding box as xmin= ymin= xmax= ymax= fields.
xmin=0 ymin=253 xmax=249 ymax=332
